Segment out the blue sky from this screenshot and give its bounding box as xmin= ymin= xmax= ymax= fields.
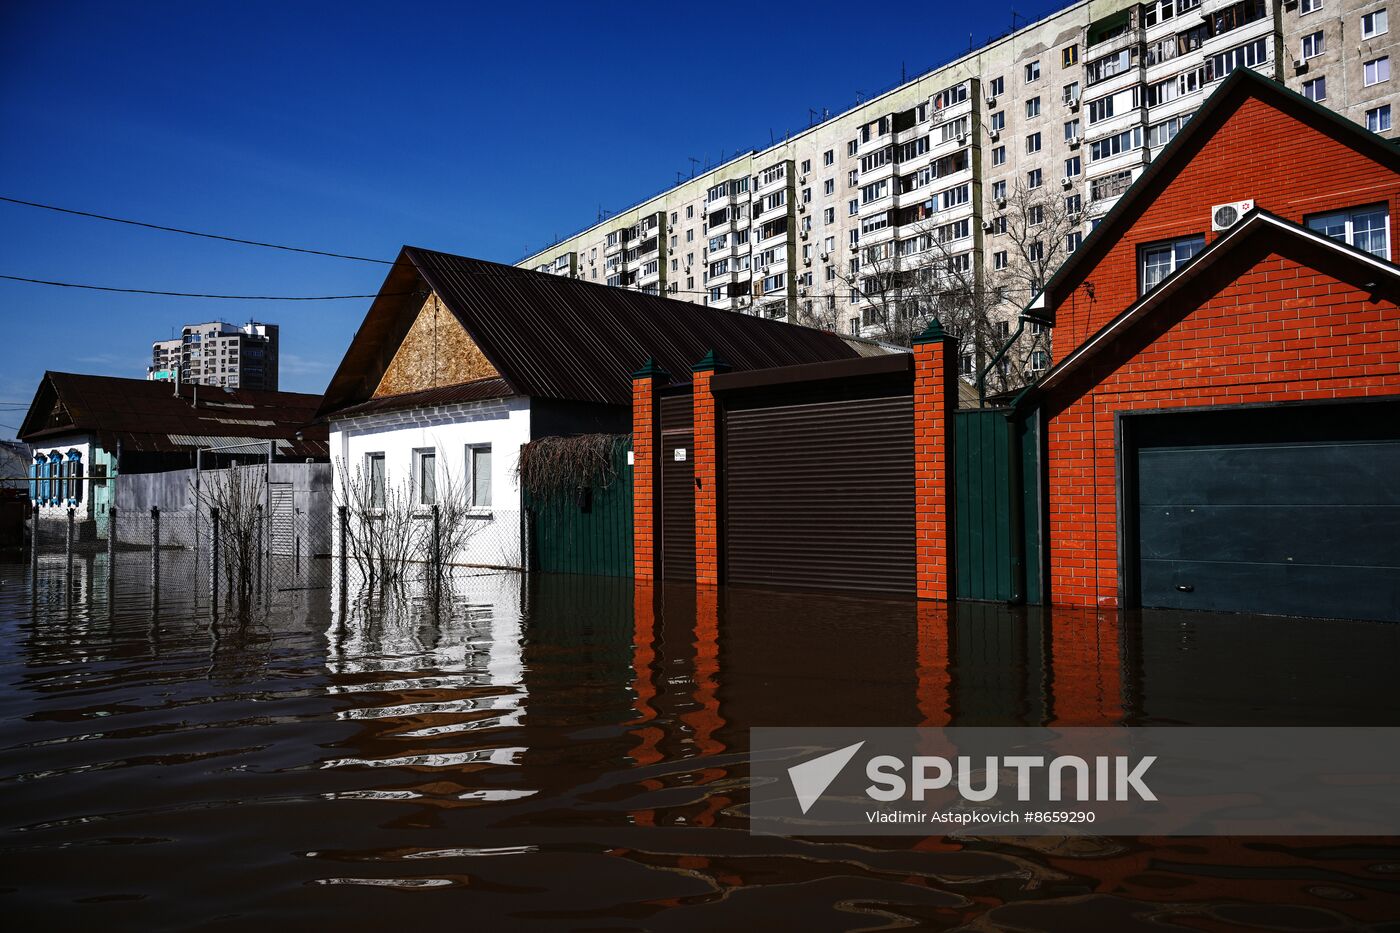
xmin=0 ymin=0 xmax=1043 ymax=433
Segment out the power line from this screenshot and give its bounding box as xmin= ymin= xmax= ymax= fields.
xmin=0 ymin=195 xmax=393 ymax=265
xmin=0 ymin=274 xmax=397 ymax=301
xmin=0 ymin=194 xmax=779 ymax=299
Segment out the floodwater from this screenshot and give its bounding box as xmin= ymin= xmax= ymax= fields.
xmin=3 ymin=553 xmax=1400 ymax=931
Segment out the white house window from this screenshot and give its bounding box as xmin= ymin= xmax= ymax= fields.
xmin=1301 ymin=30 xmax=1325 ymax=59
xmin=415 ymin=448 xmax=436 ymax=506
xmin=1139 ymin=234 xmax=1205 ymax=293
xmin=1306 ymin=203 xmax=1390 ymax=258
xmin=1362 ymin=8 xmax=1388 ymax=38
xmin=1367 ymin=104 xmax=1393 ymax=132
xmin=1303 ymin=76 xmax=1327 ymax=101
xmin=367 ymin=452 xmax=385 ymax=510
xmin=1364 ymin=56 xmax=1390 ymax=86
xmin=1024 ymin=60 xmax=1040 ymax=82
xmin=1300 ymin=0 xmax=1322 ymax=12
xmin=468 ymin=445 xmax=492 ymax=507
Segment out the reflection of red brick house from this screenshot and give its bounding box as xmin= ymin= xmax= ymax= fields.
xmin=1021 ymin=70 xmax=1400 ymax=620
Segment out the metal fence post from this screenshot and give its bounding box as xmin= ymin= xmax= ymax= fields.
xmin=30 ymin=502 xmax=39 ymax=584
xmin=338 ymin=504 xmax=348 ymax=593
xmin=150 ymin=506 xmax=160 ymax=594
xmin=432 ymin=503 xmax=442 ymax=604
xmin=210 ymin=507 xmax=220 ymax=610
xmin=65 ymin=506 xmax=75 ymax=580
xmin=108 ymin=505 xmax=117 ymax=569
xmin=255 ymin=505 xmax=263 ymax=596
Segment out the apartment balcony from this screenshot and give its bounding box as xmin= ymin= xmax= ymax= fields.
xmin=858 ymin=157 xmax=897 ymax=187
xmin=929 ymin=95 xmax=974 ymax=129
xmin=753 ymin=169 xmax=789 ymax=196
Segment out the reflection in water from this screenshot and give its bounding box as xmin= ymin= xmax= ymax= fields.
xmin=1 ymin=555 xmax=1398 ymax=929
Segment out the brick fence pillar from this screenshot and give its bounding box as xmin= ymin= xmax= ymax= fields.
xmin=632 ymin=358 xmax=671 ymax=582
xmin=691 ymin=350 xmax=730 ymax=587
xmin=913 ymin=319 xmax=957 ymax=601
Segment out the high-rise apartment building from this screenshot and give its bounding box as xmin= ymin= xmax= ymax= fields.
xmin=519 ymin=0 xmax=1397 ymax=380
xmin=147 ymin=321 xmax=280 ymax=391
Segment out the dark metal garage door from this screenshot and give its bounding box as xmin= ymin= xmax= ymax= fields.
xmin=1131 ymin=402 xmax=1400 ymax=621
xmin=723 ymin=388 xmax=914 ymax=593
xmin=660 ymin=393 xmax=695 ymax=582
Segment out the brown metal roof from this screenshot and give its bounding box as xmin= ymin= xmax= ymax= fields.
xmin=318 ymin=247 xmax=860 ymax=417
xmin=330 ymin=376 xmax=517 ymax=419
xmin=19 ymin=372 xmax=328 ymax=458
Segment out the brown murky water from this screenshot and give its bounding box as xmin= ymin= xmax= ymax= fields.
xmin=3 ymin=552 xmax=1400 ymax=930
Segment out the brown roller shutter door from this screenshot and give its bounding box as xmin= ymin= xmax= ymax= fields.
xmin=723 ymin=392 xmax=915 ymax=594
xmin=660 ymin=392 xmax=695 ymax=581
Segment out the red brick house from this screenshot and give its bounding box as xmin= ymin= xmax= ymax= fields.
xmin=1021 ymin=70 xmax=1400 ymax=621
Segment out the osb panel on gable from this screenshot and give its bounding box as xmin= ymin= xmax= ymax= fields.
xmin=373 ymin=291 xmax=499 ymax=398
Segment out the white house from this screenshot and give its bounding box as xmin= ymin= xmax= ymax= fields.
xmin=316 ymin=246 xmax=866 ymax=571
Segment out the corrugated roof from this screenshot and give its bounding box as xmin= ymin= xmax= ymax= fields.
xmin=318 ymin=248 xmax=860 ymax=417
xmin=19 ymin=372 xmax=328 ymax=458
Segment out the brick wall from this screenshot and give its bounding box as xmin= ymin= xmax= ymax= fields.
xmin=1045 ymin=246 xmax=1400 ymax=607
xmin=913 ymin=327 xmax=957 ymax=601
xmin=691 ymin=356 xmax=727 ymax=586
xmin=1055 ymin=94 xmax=1400 ymax=351
xmin=631 ymin=366 xmax=667 ymax=581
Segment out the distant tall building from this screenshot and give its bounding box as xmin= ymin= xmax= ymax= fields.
xmin=147 ymin=320 xmax=279 ymax=391
xmin=518 ymin=0 xmax=1399 ymax=374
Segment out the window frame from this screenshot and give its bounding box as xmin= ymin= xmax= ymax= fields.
xmin=466 ymin=443 xmax=493 ymax=509
xmin=1138 ymin=234 xmax=1206 ymax=294
xmin=413 ymin=447 xmax=437 ymax=507
xmin=366 ymin=451 xmax=386 ymax=511
xmin=1362 ymin=8 xmax=1388 ymax=39
xmin=1364 ymin=56 xmax=1390 ymax=87
xmin=1304 ymin=202 xmax=1391 ymax=259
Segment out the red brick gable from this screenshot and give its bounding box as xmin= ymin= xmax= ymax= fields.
xmin=1042 ymin=240 xmax=1400 ymax=607
xmin=1048 ymin=88 xmax=1400 ymax=353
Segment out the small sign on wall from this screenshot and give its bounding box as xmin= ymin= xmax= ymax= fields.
xmin=674 ymin=448 xmax=687 ymax=462
xmin=627 ymin=450 xmax=635 ymax=466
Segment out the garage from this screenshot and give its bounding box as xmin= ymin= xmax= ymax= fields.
xmin=719 ymin=363 xmax=915 ymax=594
xmin=1129 ymin=401 xmax=1400 ymax=621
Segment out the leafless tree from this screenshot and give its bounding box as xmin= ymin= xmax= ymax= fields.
xmin=815 ymin=179 xmax=1089 ymax=401
xmin=191 ymin=463 xmax=265 ymax=609
xmin=336 ymin=452 xmax=483 ymax=595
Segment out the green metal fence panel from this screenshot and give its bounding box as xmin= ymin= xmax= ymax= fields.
xmin=955 ymin=409 xmax=1014 ymax=601
xmin=1019 ymin=411 xmax=1042 ymax=606
xmin=526 ymin=441 xmax=634 ymax=577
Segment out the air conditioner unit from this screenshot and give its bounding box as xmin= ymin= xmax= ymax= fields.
xmin=800 ymin=175 xmax=807 ymax=184
xmin=849 ymin=241 xmax=859 ymax=252
xmin=1211 ymin=199 xmax=1255 ymax=231
xmin=799 ymin=287 xmax=809 ymax=296
xmin=820 ymin=252 xmax=830 ymax=261
xmin=957 ymin=133 xmax=969 ymax=144
xmin=988 ymin=129 xmax=1000 ymax=141
xmin=800 ymin=230 xmax=809 ymax=239
xmin=798 ymin=202 xmax=807 ymax=212
xmin=994 ymin=195 xmax=1007 ymax=209
xmin=981 ymin=220 xmax=995 ymax=231
xmin=985 ymin=95 xmax=997 ymax=107
xmin=1068 ymin=136 xmax=1081 ymax=149
xmin=1293 ymin=57 xmax=1308 ymax=72
xmin=803 ymin=257 xmax=812 ymax=266
xmin=1068 ymin=98 xmax=1080 ymax=112
xmin=1061 ymin=176 xmax=1073 ymax=189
